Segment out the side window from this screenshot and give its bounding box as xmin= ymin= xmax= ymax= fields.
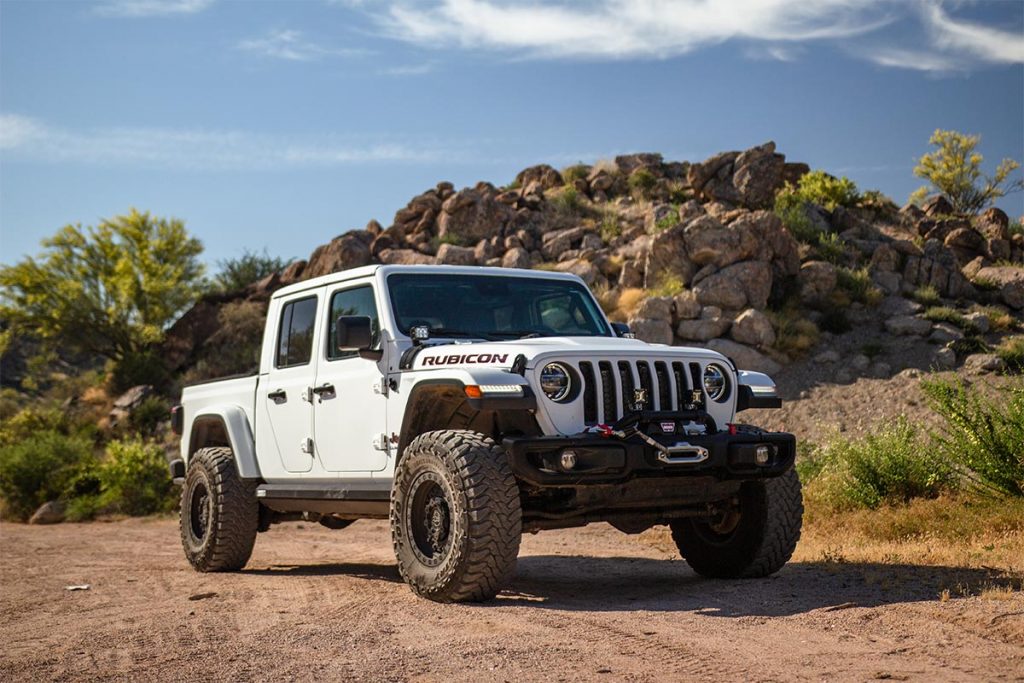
xmin=327 ymin=285 xmax=380 ymax=360
xmin=276 ymin=296 xmax=318 ymax=368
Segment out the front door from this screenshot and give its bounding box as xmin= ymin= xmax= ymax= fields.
xmin=264 ymin=292 xmax=320 ymax=473
xmin=312 ymin=283 xmax=389 ymax=473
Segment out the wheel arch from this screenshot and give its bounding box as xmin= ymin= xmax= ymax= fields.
xmin=186 ymin=405 xmax=261 ymax=480
xmin=396 ymin=377 xmax=540 ymax=464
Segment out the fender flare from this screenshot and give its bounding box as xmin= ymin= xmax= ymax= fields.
xmin=187 ymin=405 xmax=261 ymax=480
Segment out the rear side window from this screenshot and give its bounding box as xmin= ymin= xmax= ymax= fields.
xmin=276 ymin=296 xmax=317 ymax=368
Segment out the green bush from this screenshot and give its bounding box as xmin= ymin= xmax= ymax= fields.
xmin=835 ymin=267 xmax=882 ymax=305
xmin=0 ymin=431 xmax=96 ymax=520
xmin=214 ymin=248 xmax=291 ymax=293
xmin=802 ymin=418 xmax=955 ymax=510
xmin=912 ymin=285 xmax=942 ymax=306
xmin=561 ymin=163 xmax=590 ymax=184
xmin=599 ymin=211 xmax=621 ymax=243
xmin=923 ymin=378 xmax=1024 ymax=497
xmin=627 ymin=168 xmax=658 ymax=199
xmin=110 ymin=348 xmax=171 ymax=392
xmin=653 ymin=207 xmax=680 ymax=233
xmin=182 ymin=299 xmax=266 ymax=384
xmin=774 ymin=191 xmax=821 ymax=244
xmin=551 ymin=185 xmax=583 ymax=216
xmin=128 ymin=396 xmax=171 ymax=437
xmin=815 ymin=232 xmax=846 ymax=264
xmin=1010 ymin=221 xmax=1023 ymax=237
xmin=94 ymin=438 xmax=176 ymax=517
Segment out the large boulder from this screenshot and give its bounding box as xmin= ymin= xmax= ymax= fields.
xmin=514 ymin=164 xmax=563 ymax=191
xmin=29 ymin=501 xmax=65 ymax=525
xmin=643 ymin=223 xmax=696 ymax=289
xmin=435 ymin=243 xmax=477 ymax=266
xmin=693 ymin=261 xmax=771 ymax=310
xmin=977 ymin=207 xmax=1010 ymax=241
xmin=974 ymin=266 xmax=1024 ymax=309
xmin=706 ymin=339 xmax=782 ymax=375
xmin=628 ymin=318 xmax=674 ymax=345
xmin=304 ymin=231 xmax=373 ymax=278
xmin=731 ymin=142 xmax=786 ymax=209
xmin=501 ymin=247 xmax=531 ymax=269
xmin=676 ymin=307 xmax=731 ymax=341
xmin=378 ymin=249 xmax=436 ymax=265
xmin=437 ymin=185 xmax=513 ymax=245
xmin=799 ymin=260 xmax=837 ymax=304
xmin=730 ymin=309 xmax=776 ymax=348
xmin=683 ymin=214 xmax=757 ymax=268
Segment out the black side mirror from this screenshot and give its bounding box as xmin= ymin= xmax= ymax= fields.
xmin=611 ymin=322 xmax=634 ymax=338
xmin=336 ymin=315 xmax=373 ymax=352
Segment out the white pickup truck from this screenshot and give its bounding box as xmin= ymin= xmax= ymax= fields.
xmin=171 ymin=265 xmax=801 ymax=602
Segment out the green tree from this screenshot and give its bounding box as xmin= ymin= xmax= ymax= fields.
xmin=0 ymin=209 xmax=204 ymax=362
xmin=214 ymin=248 xmax=291 ymax=293
xmin=910 ymin=129 xmax=1023 ymax=214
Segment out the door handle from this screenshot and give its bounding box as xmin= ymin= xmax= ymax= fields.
xmin=267 ymin=389 xmax=287 ymax=402
xmin=311 ymin=383 xmax=335 ymax=397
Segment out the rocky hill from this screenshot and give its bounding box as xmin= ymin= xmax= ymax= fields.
xmin=163 ymin=141 xmax=1024 ymax=386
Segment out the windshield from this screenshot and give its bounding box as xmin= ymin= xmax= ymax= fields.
xmin=387 ymin=273 xmax=612 ymax=340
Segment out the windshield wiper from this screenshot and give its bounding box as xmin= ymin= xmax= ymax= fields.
xmin=486 ymin=330 xmax=548 ymax=339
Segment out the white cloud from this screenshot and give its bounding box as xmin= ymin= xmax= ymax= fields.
xmin=860 ymin=47 xmax=963 ymax=73
xmin=93 ymin=0 xmax=214 ymax=17
xmin=377 ymin=0 xmax=893 ymax=59
xmin=0 ymin=114 xmax=446 ymax=169
xmin=378 ymin=62 xmax=435 ymax=76
xmin=923 ymin=2 xmax=1024 ymax=65
xmin=237 ymin=29 xmax=368 ymax=61
xmin=744 ymin=44 xmax=802 ymax=62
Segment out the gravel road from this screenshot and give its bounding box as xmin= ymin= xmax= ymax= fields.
xmin=1 ymin=518 xmax=1021 ymax=682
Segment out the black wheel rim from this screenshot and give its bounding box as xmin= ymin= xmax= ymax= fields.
xmin=407 ymin=473 xmax=453 ymax=567
xmin=694 ymin=504 xmax=743 ymax=545
xmin=189 ymin=480 xmax=211 ymax=543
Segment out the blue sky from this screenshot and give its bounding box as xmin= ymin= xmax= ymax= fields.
xmin=1 ymin=0 xmax=1022 ymax=269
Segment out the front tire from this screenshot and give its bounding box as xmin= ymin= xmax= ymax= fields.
xmin=671 ymin=468 xmax=803 ymax=578
xmin=180 ymin=446 xmax=258 ymax=572
xmin=391 ymin=430 xmax=522 ymax=602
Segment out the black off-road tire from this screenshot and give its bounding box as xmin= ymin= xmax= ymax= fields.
xmin=391 ymin=430 xmax=522 ymax=603
xmin=671 ymin=467 xmax=803 ymax=579
xmin=180 ymin=446 xmax=258 ymax=572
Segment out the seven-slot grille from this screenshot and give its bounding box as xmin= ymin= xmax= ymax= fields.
xmin=576 ymin=359 xmax=706 ymax=425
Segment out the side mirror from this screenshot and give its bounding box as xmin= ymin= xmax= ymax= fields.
xmin=611 ymin=322 xmax=634 ymax=339
xmin=336 ymin=316 xmax=379 ymax=360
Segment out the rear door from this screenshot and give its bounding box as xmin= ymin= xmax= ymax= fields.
xmin=263 ymin=291 xmax=321 ymax=473
xmin=312 ymin=282 xmax=389 ymax=473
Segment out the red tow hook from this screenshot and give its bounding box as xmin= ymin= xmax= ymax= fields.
xmin=727 ymin=423 xmax=738 ymax=436
xmin=593 ymin=423 xmax=616 ymax=438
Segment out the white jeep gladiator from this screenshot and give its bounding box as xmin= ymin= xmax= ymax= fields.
xmin=170 ymin=265 xmax=801 ymax=602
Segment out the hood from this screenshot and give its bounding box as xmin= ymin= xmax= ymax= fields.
xmin=403 ymin=336 xmax=727 ymax=371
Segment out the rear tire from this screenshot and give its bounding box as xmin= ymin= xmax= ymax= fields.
xmin=180 ymin=447 xmax=258 ymax=572
xmin=671 ymin=468 xmax=803 ymax=578
xmin=391 ymin=430 xmax=522 ymax=602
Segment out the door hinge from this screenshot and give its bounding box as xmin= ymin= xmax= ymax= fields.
xmin=300 ymin=437 xmax=314 ymax=454
xmin=373 ymin=377 xmax=389 ymax=397
xmin=372 ymin=433 xmax=390 ymax=452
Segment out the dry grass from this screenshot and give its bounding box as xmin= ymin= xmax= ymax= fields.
xmin=604 ymin=287 xmax=646 ymax=322
xmin=797 ymin=495 xmax=1024 ymax=575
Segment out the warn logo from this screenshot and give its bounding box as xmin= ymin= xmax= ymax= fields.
xmin=422 ymin=353 xmax=509 ymax=366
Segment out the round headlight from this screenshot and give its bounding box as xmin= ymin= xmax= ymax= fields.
xmin=703 ymin=364 xmax=729 ymax=402
xmin=540 ymin=362 xmax=572 ymax=402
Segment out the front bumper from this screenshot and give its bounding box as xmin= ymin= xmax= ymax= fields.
xmin=503 ymin=429 xmax=796 ymax=488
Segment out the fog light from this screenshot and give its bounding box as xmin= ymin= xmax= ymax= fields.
xmin=755 ymin=445 xmax=771 ymax=465
xmin=560 ymin=450 xmax=578 ymax=470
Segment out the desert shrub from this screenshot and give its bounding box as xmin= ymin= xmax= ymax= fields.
xmin=646 ymin=272 xmax=685 ymax=298
xmin=561 ymin=163 xmax=590 ymax=184
xmin=603 ymin=287 xmax=647 ymax=321
xmin=773 ymin=191 xmax=821 ymax=244
xmin=769 ymin=309 xmax=819 ymax=355
xmin=214 ymin=248 xmax=291 ymax=293
xmin=948 ymin=336 xmax=990 ymax=356
xmin=665 ymin=181 xmax=690 ymax=204
xmin=910 ymin=129 xmax=1022 ymax=215
xmin=835 ymin=267 xmax=882 ymax=305
xmin=802 ymin=418 xmax=955 ymax=510
xmin=182 ymin=300 xmax=266 ymax=384
xmin=653 ymin=208 xmax=680 ymax=233
xmin=599 ymin=211 xmax=621 ymax=243
xmin=551 ymin=185 xmax=583 ymax=216
xmin=912 ymin=285 xmax=942 ymax=306
xmin=1010 ymin=221 xmax=1023 ymax=237
xmin=0 ymin=430 xmax=96 ymax=520
xmin=93 ymin=438 xmax=176 ymax=516
xmin=128 ymin=396 xmax=171 ymax=437
xmin=627 ymin=169 xmax=658 ymax=199
xmin=971 ymin=304 xmax=1016 ymax=332
xmin=815 ymin=232 xmax=846 ymax=265
xmin=995 ymin=336 xmax=1024 ymax=373
xmin=780 ymin=170 xmax=860 ymax=211
xmin=923 ymin=306 xmax=981 ymax=334
xmin=109 ymin=348 xmax=171 ymax=393
xmin=923 ymin=377 xmax=1024 ymax=497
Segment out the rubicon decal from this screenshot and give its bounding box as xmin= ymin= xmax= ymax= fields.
xmin=421 ymin=353 xmax=509 ymax=366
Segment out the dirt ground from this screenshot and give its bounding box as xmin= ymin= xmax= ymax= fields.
xmin=2 ymin=518 xmax=1022 ymax=682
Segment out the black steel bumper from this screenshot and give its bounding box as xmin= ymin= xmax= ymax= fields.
xmin=503 ymin=429 xmax=796 ymax=488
